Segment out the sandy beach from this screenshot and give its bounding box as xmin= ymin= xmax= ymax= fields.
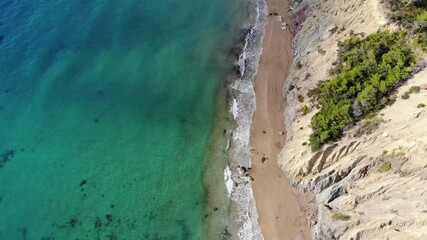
xmin=250 ymin=0 xmax=311 ymax=239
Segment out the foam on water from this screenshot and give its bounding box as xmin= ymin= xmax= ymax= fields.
xmin=224 ymin=166 xmax=233 ymax=198
xmin=224 ymin=0 xmax=268 ymax=239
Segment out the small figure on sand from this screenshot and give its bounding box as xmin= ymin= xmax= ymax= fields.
xmin=261 ymin=157 xmax=267 ymax=163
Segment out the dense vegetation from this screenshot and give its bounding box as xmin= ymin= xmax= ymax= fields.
xmin=387 ymin=0 xmax=427 ymax=30
xmin=387 ymin=0 xmax=427 ymax=48
xmin=307 ymin=31 xmax=416 ymax=151
xmin=304 ymin=1 xmax=427 ymax=151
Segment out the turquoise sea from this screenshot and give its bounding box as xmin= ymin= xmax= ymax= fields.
xmin=0 ymin=0 xmax=248 ymax=239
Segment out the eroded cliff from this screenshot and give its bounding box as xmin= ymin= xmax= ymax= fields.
xmin=281 ymin=0 xmax=427 ymax=239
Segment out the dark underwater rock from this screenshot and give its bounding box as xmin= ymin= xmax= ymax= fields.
xmin=0 ymin=150 xmax=15 ymax=169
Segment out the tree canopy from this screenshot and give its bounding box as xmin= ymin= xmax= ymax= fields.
xmin=307 ymin=31 xmax=416 ymax=151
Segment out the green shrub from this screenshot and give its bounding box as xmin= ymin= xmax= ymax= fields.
xmin=378 ymin=162 xmax=392 ymax=172
xmin=387 ymin=0 xmax=427 ymax=29
xmin=390 ymin=151 xmax=405 ymax=158
xmin=318 ymin=48 xmax=326 ymax=55
xmin=309 ymin=134 xmax=321 ymax=151
xmin=308 ymin=31 xmax=416 ymax=151
xmin=409 ymin=85 xmax=421 ymax=93
xmin=415 ymin=32 xmax=427 ymax=50
xmin=301 ymin=105 xmax=312 ymax=116
xmin=297 ymin=61 xmax=303 ymax=69
xmin=388 ymin=95 xmax=397 ymax=105
xmin=298 ymin=95 xmax=305 ymax=102
xmin=402 ymin=92 xmax=410 ymax=99
xmin=353 ymin=117 xmax=382 ymax=137
xmin=302 ymin=142 xmax=307 ymax=146
xmin=415 ymin=11 xmax=427 ymax=30
xmin=332 ymin=212 xmax=350 ymax=221
xmin=401 ymin=86 xmax=420 ymax=99
xmin=417 ymin=103 xmax=426 ymax=108
xmin=416 ymin=11 xmax=427 ymax=22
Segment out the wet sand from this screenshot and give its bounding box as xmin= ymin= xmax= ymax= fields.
xmin=250 ymin=0 xmax=311 ymax=239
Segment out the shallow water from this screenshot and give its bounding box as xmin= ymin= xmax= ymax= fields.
xmin=0 ymin=0 xmax=245 ymax=239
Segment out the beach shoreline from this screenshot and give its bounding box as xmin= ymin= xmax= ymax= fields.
xmin=250 ymin=0 xmax=311 ymax=239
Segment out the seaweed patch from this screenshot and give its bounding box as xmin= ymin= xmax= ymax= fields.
xmin=17 ymin=227 xmax=27 ymax=240
xmin=0 ymin=150 xmax=15 ymax=169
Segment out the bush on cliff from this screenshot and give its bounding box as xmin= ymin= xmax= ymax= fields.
xmin=387 ymin=0 xmax=427 ymax=30
xmin=307 ymin=30 xmax=416 ymax=151
xmin=332 ymin=212 xmax=350 ymax=221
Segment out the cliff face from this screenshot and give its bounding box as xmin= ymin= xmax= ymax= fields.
xmin=281 ymin=0 xmax=427 ymax=239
